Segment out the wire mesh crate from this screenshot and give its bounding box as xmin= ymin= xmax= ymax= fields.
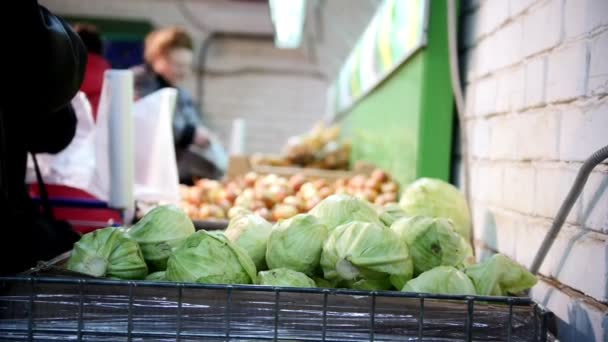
xmin=0 ymin=276 xmax=554 ymax=341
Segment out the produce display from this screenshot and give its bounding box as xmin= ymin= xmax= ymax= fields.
xmin=66 ymin=178 xmax=538 ymax=297
xmin=165 ymin=229 xmax=257 ymax=284
xmin=265 ymin=214 xmax=328 ymax=275
xmin=179 ymin=168 xmax=399 ymax=222
xmin=67 ymin=227 xmax=148 ymax=280
xmin=399 ymin=178 xmax=472 ymax=241
xmin=258 ymin=268 xmax=316 ymax=288
xmin=128 ymin=205 xmax=195 ymax=272
xmin=250 ymin=122 xmax=351 ymax=170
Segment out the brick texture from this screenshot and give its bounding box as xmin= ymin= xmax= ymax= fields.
xmin=582 ymin=169 xmax=608 ymax=233
xmin=521 ymin=0 xmax=563 ymax=57
xmin=533 ymin=164 xmax=580 ymax=223
xmin=524 ymin=57 xmax=547 ymax=108
xmin=588 ymin=30 xmax=608 ymax=96
xmin=560 ymin=99 xmax=608 ymax=162
xmin=463 ymin=0 xmax=608 ymax=336
xmin=510 ymin=0 xmax=538 ymax=16
xmin=531 ymin=279 xmax=608 ymax=342
xmin=477 ymin=0 xmax=510 ymax=37
xmin=502 ymin=165 xmax=535 ymax=213
xmin=546 ymin=41 xmax=589 ymax=103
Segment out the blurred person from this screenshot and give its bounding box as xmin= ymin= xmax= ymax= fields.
xmin=132 ymin=26 xmax=223 ymax=184
xmin=74 ymin=23 xmax=111 ymax=119
xmin=0 ymin=1 xmax=86 ymax=274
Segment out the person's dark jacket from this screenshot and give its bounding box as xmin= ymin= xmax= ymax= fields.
xmin=0 ymin=1 xmax=87 ymax=274
xmin=132 ymin=64 xmax=222 ymax=183
xmin=132 ymin=64 xmax=203 ymax=149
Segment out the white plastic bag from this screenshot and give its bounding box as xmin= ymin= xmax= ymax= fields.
xmin=28 ymin=85 xmax=185 ymax=208
xmin=132 ymin=88 xmax=180 ymax=203
xmin=26 ymin=91 xmax=97 ymax=191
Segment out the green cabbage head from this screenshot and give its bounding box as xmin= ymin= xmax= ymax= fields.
xmin=378 ymin=203 xmax=408 ymax=227
xmin=225 ymin=213 xmax=273 ymax=270
xmin=310 ymin=194 xmax=385 ymax=230
xmin=258 ymin=268 xmax=316 ymax=288
xmin=402 ymin=266 xmax=476 ymax=295
xmin=166 ymin=230 xmax=257 ymax=284
xmin=208 ymin=230 xmax=228 ymax=239
xmin=464 ymin=254 xmax=537 ymax=296
xmin=340 ymin=278 xmax=394 ymax=291
xmin=128 ymin=205 xmax=195 ymax=271
xmin=313 ymin=277 xmax=336 ymax=288
xmin=266 ymin=214 xmax=328 ymax=276
xmin=321 ymin=221 xmax=413 ymax=290
xmin=391 ymin=216 xmax=472 ymax=276
xmin=145 ymin=271 xmax=167 ymax=281
xmin=399 ymin=178 xmax=471 ymax=240
xmin=68 ymin=227 xmax=148 ymax=279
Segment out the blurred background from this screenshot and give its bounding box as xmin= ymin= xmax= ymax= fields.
xmin=40 ymin=0 xmax=383 ymax=154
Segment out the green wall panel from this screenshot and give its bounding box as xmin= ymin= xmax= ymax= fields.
xmin=340 ymin=0 xmax=453 ymax=188
xmin=64 ymin=16 xmax=153 ymax=40
xmin=342 ymin=53 xmax=425 ymax=187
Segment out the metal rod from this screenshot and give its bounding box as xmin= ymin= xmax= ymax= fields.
xmin=531 ymin=145 xmax=608 ymax=274
xmin=418 ymin=296 xmax=424 ymax=340
xmin=533 ymin=304 xmax=539 ymax=341
xmin=540 ymin=306 xmax=549 ymax=342
xmin=321 ymin=291 xmax=328 ymax=342
xmin=27 ymin=278 xmax=34 ymax=342
xmin=466 ymin=297 xmax=474 ymax=341
xmin=274 ymin=289 xmax=280 ymax=341
xmin=507 ymin=298 xmax=513 ymax=342
xmin=369 ymin=292 xmax=376 ymax=341
xmin=3 ymin=327 xmax=325 ymax=340
xmin=77 ymin=279 xmax=84 ymax=342
xmin=225 ymin=286 xmax=232 ymax=339
xmin=176 ymin=284 xmax=183 ymax=341
xmin=127 ymin=282 xmax=134 ymax=342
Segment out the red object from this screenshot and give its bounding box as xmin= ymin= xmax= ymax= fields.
xmin=29 ymin=184 xmax=122 ymax=234
xmin=80 ymin=52 xmax=110 ymax=119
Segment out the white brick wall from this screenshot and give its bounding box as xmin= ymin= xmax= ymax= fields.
xmin=502 ymin=164 xmax=535 ymax=213
xmin=588 ymin=30 xmax=608 ymax=96
xmin=472 ymin=76 xmax=497 ymax=116
xmin=524 ymin=57 xmax=547 ymax=108
xmin=560 ymin=99 xmax=608 ymax=161
xmin=531 ymin=279 xmax=608 ymax=342
xmin=462 ymin=0 xmax=608 ymax=338
xmin=546 ymin=41 xmax=589 ymax=103
xmin=533 ymin=164 xmax=580 ymax=223
xmin=581 ymin=167 xmax=608 ymax=233
xmin=510 ymin=0 xmax=536 ymax=16
xmin=564 ymin=0 xmax=608 ymax=39
xmin=477 ymin=0 xmax=510 ymax=37
xmin=521 ymin=0 xmax=563 ymax=57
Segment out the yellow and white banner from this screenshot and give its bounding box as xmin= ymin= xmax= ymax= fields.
xmin=332 ymin=0 xmax=429 ymax=114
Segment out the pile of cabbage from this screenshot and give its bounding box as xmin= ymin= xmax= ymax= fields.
xmin=66 ymin=178 xmax=537 ymax=297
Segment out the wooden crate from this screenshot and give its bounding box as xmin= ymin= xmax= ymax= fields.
xmin=226 ymin=155 xmax=375 ymax=181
